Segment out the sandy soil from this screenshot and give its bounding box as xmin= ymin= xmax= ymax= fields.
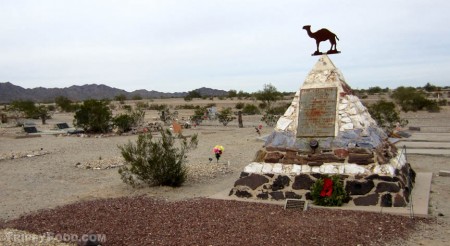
xmin=0 ymin=101 xmax=449 ymax=245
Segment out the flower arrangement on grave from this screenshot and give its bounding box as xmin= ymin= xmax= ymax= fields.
xmin=310 ymin=175 xmax=349 ymax=207
xmin=213 ymin=145 xmax=224 ymax=162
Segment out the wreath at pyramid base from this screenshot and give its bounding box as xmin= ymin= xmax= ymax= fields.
xmin=229 ymin=133 xmax=415 ymax=207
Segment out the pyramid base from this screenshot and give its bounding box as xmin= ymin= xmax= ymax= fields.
xmin=229 ymin=150 xmax=415 ymax=207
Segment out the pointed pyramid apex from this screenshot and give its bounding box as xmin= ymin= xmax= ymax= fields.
xmin=312 ymin=55 xmax=338 ymax=71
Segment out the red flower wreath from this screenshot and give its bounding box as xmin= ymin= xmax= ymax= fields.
xmin=320 ymin=178 xmax=333 ymax=197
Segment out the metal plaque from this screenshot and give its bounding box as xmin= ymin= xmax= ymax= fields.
xmin=297 ymin=87 xmax=337 ymax=137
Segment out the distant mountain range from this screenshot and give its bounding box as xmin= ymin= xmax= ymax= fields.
xmin=0 ymin=82 xmax=228 ymax=103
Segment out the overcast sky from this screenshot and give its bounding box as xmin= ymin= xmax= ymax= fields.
xmin=1 ymin=0 xmax=449 ymax=93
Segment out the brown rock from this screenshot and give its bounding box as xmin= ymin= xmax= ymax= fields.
xmin=234 ymin=174 xmax=269 ymax=190
xmin=393 ymin=194 xmax=407 ymax=207
xmin=348 ymin=153 xmax=374 ymax=165
xmin=292 ymin=174 xmax=315 ymax=190
xmin=334 ymin=148 xmax=349 ymax=158
xmin=381 ymin=193 xmax=393 ymax=207
xmin=264 ymin=152 xmax=285 ymax=163
xmin=265 ymin=146 xmax=286 ymax=152
xmin=353 ymin=193 xmax=379 ymax=206
xmin=375 ymin=182 xmax=400 ymax=193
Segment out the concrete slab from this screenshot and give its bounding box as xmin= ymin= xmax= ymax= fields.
xmin=402 ymin=148 xmax=450 ymax=156
xmin=209 ymin=172 xmax=432 ymax=217
xmin=398 ymin=142 xmax=450 ymax=149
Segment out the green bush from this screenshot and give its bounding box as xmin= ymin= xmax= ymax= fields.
xmin=391 ymin=86 xmax=440 ymax=112
xmin=266 ymin=103 xmax=290 ymax=115
xmin=217 ymin=107 xmax=236 ymax=126
xmin=241 ymin=104 xmax=260 ymax=115
xmin=235 ymin=102 xmax=245 ymax=110
xmin=310 ymin=175 xmax=349 ymax=207
xmin=113 ymin=114 xmax=134 ymax=133
xmin=73 ymin=99 xmax=112 ymax=133
xmin=118 ymin=129 xmax=198 ymax=187
xmin=368 ymin=100 xmax=408 ymax=133
xmin=261 ymin=113 xmax=280 ymax=127
xmin=55 ymin=96 xmax=77 ymax=112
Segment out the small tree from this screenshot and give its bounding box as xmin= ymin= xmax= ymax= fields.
xmin=368 ymin=100 xmax=408 ymax=133
xmin=118 ymin=129 xmax=198 ymax=187
xmin=254 ymin=83 xmax=283 ymax=110
xmin=114 ymin=94 xmax=127 ymax=104
xmin=74 ymin=99 xmax=112 ymax=133
xmin=55 ymin=96 xmax=77 ymax=112
xmin=217 ymin=107 xmax=236 ymax=126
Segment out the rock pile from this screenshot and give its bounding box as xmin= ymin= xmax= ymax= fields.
xmin=0 ymin=149 xmax=49 ymax=161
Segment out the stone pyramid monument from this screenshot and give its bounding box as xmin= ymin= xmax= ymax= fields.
xmin=229 ymin=55 xmax=415 ymax=207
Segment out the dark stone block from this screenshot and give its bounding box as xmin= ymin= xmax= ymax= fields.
xmin=393 ymin=194 xmax=407 ymax=207
xmin=311 ymin=173 xmax=322 ymax=179
xmin=292 ymin=174 xmax=315 ymax=190
xmin=257 ymin=192 xmax=269 ymax=200
xmin=306 ymin=153 xmax=345 ymax=163
xmin=381 ymin=193 xmax=393 ymax=207
xmin=272 ymin=175 xmax=291 ymax=191
xmin=365 ymin=174 xmax=380 ymax=180
xmin=270 ymin=191 xmax=285 ymax=200
xmin=346 ymin=180 xmax=374 ymax=195
xmin=376 ymin=182 xmax=400 ymax=193
xmin=265 ymin=173 xmax=274 ymax=178
xmin=234 ymin=174 xmax=269 ymax=190
xmin=235 ymin=190 xmax=253 ymax=198
xmin=305 ymin=192 xmax=313 ymax=200
xmin=353 ymin=193 xmax=379 ymax=206
xmin=348 ymin=148 xmax=372 ymax=154
xmin=240 ymin=172 xmax=249 ymax=178
xmin=265 ymin=146 xmax=287 ymax=152
xmin=307 ymin=161 xmax=323 ymax=166
xmin=285 ymin=191 xmax=302 ymax=199
xmin=348 ymin=153 xmax=374 ymax=165
xmin=264 ymin=152 xmax=285 ymax=163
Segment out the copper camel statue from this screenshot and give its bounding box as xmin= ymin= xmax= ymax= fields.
xmin=303 ymin=25 xmax=340 ymax=55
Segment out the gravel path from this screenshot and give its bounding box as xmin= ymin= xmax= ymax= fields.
xmin=1 ymin=197 xmax=431 ymax=246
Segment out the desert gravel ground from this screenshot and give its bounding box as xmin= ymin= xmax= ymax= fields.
xmin=0 ymin=103 xmax=449 ymax=245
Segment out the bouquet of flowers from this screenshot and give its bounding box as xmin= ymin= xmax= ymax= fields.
xmin=213 ymin=145 xmax=224 ymax=162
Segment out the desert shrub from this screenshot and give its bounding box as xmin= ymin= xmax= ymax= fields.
xmin=254 ymin=83 xmax=283 ymax=110
xmin=266 ymin=103 xmax=290 ymax=115
xmin=73 ymin=99 xmax=112 ymax=133
xmin=217 ymin=107 xmax=236 ymax=126
xmin=55 ymin=96 xmax=77 ymax=112
xmin=135 ymin=101 xmax=149 ymax=110
xmin=190 ymin=106 xmax=208 ymax=125
xmin=391 ymin=86 xmax=440 ymax=112
xmin=148 ymin=104 xmax=167 ymax=111
xmin=118 ymin=129 xmax=198 ymax=187
xmin=368 ymin=100 xmax=408 ymax=133
xmin=261 ymin=113 xmax=280 ymax=127
xmin=9 ymin=100 xmax=38 ymax=118
xmin=235 ymin=102 xmax=245 ymax=110
xmin=132 ymin=94 xmax=143 ymax=100
xmin=242 ymin=104 xmax=260 ymax=115
xmin=113 ymin=114 xmax=134 ymax=133
xmin=122 ymin=105 xmax=132 ymax=111
xmin=158 ymin=108 xmax=178 ymax=124
xmin=114 ymin=94 xmax=127 ymax=104
xmin=310 ymin=175 xmax=349 ymax=207
xmin=174 ymin=104 xmax=199 ymax=110
xmin=205 ymin=103 xmax=217 ymax=108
